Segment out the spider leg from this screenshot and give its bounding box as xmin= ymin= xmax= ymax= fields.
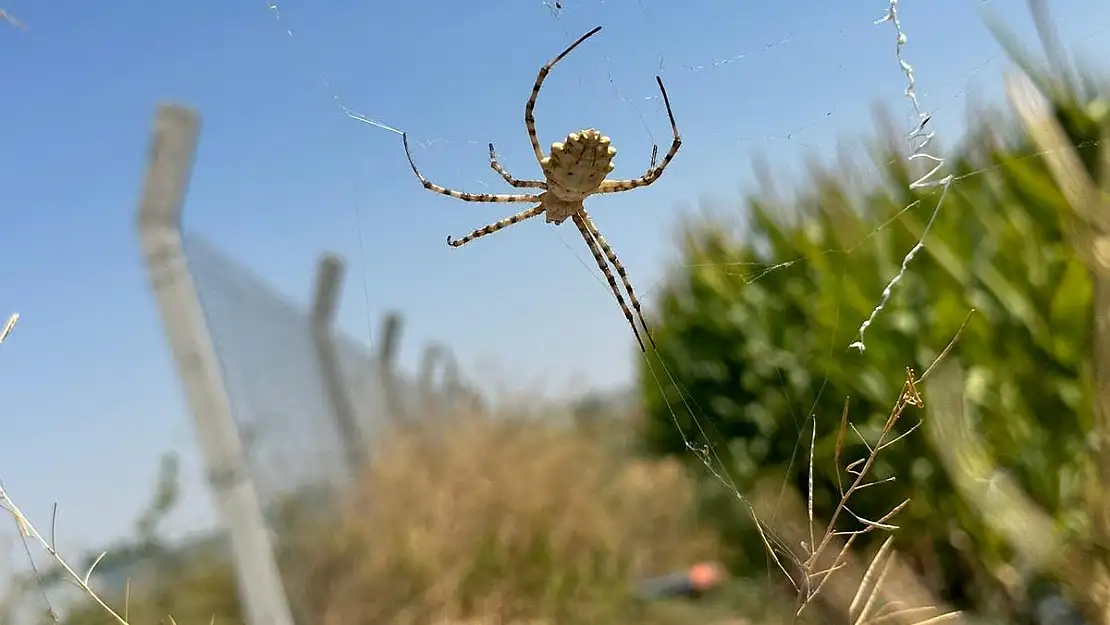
xmin=595 ymin=76 xmax=682 ymax=194
xmin=488 ymin=143 xmax=547 ymax=189
xmin=403 ymin=134 xmax=543 ymax=203
xmin=577 ymin=212 xmax=656 ymax=351
xmin=447 ymin=204 xmax=546 ymax=248
xmin=572 ymin=212 xmax=652 ymax=352
xmin=525 ymin=26 xmax=603 ymax=164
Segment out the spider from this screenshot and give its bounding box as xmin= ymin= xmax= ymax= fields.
xmin=401 ymin=25 xmax=682 ymax=352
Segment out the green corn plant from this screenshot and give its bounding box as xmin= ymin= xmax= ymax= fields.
xmin=638 ymin=9 xmax=1107 ymax=619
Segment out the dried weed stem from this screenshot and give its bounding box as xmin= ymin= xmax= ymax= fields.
xmin=791 ymin=314 xmax=973 ymax=624
xmin=1 ymin=315 xmax=137 ymax=625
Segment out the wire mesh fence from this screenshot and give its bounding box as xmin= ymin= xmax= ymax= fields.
xmin=183 ymin=234 xmax=392 ymax=506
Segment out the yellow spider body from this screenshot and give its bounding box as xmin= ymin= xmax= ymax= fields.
xmin=541 ymin=129 xmax=617 ymax=211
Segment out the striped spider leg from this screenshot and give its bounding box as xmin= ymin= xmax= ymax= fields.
xmin=572 ymin=211 xmax=654 ymax=352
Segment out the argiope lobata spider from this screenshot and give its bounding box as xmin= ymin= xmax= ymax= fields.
xmin=401 ymin=25 xmax=682 ymax=352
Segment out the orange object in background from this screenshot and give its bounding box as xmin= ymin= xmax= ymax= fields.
xmin=688 ymin=561 xmax=726 ymax=591
xmin=633 ymin=561 xmax=727 ymax=600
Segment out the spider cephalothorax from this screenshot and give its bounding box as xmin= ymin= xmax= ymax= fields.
xmin=400 ymin=26 xmax=682 ymax=351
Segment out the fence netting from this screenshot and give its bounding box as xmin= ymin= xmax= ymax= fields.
xmin=182 ymin=234 xmax=401 ymax=509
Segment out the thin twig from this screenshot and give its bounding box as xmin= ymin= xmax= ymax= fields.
xmin=0 ymin=314 xmax=18 ymax=345
xmin=0 ymin=485 xmax=132 ymax=625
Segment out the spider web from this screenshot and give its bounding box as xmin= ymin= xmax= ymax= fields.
xmin=256 ymin=0 xmax=1107 ymax=610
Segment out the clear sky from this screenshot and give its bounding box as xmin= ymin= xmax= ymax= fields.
xmin=0 ymin=0 xmax=1107 ymax=566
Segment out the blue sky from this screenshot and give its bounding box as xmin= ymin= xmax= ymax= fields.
xmin=0 ymin=0 xmax=1107 ymax=568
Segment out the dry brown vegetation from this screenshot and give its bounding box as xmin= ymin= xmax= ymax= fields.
xmin=289 ymin=410 xmax=723 ymax=625
xmin=3 ymin=386 xmax=965 ymax=625
xmin=8 ymin=406 xmax=753 ymax=625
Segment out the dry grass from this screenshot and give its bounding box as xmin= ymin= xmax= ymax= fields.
xmin=1 ymin=313 xmax=134 ymax=625
xmin=289 ymin=409 xmax=722 ymax=625
xmin=0 ymin=315 xmax=16 ymax=345
xmin=2 ymin=401 xmax=731 ymax=625
xmin=746 ymin=346 xmax=969 ymax=623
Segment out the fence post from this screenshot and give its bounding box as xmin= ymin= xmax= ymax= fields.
xmin=417 ymin=342 xmax=461 ymax=415
xmin=310 ymin=253 xmax=365 ymax=478
xmin=377 ymin=311 xmax=405 ymax=422
xmin=135 ymin=102 xmax=296 ymax=625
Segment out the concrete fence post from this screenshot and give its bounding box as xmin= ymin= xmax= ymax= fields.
xmin=135 ymin=102 xmax=296 ymax=625
xmin=310 ymin=253 xmax=365 ymax=479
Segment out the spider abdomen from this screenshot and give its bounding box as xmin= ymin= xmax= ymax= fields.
xmin=540 ymin=128 xmax=617 ymax=200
